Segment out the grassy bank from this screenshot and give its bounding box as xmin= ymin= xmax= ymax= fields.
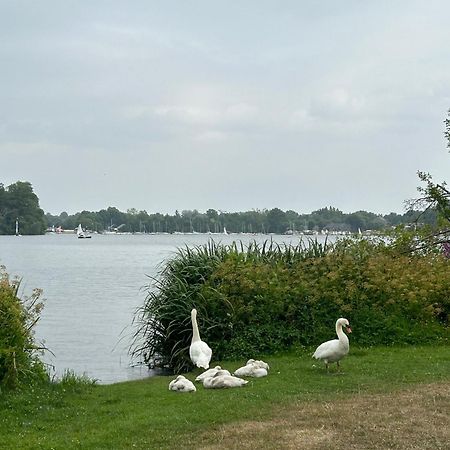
xmin=1 ymin=345 xmax=449 ymax=449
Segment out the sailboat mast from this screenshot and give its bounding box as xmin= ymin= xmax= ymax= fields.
xmin=15 ymin=218 xmax=19 ymax=236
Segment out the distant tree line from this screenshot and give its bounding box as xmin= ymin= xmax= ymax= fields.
xmin=44 ymin=205 xmax=437 ymax=235
xmin=0 ymin=180 xmax=438 ymax=236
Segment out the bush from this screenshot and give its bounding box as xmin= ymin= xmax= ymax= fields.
xmin=0 ymin=266 xmax=47 ymax=390
xmin=133 ymin=237 xmax=449 ymax=373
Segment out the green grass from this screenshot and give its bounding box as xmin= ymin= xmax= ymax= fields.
xmin=0 ymin=345 xmax=449 ymax=449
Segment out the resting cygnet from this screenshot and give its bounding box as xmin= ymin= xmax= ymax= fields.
xmin=169 ymin=375 xmax=196 ymax=392
xmin=195 ymin=366 xmax=231 ymax=382
xmin=202 ymin=372 xmax=248 ymax=389
xmin=234 ymin=359 xmax=270 ymax=378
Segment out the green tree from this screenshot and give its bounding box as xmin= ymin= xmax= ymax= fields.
xmin=0 ymin=181 xmax=46 ymax=235
xmin=401 ymin=109 xmax=450 ymax=253
xmin=416 ymin=109 xmax=449 ymax=223
xmin=267 ymin=208 xmax=288 ymax=234
xmin=415 ymin=172 xmax=449 ymax=224
xmin=417 ymin=111 xmax=450 ymax=224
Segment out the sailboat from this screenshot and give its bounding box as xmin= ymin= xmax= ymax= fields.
xmin=77 ymin=224 xmax=92 ymax=239
xmin=15 ymin=218 xmax=22 ymax=236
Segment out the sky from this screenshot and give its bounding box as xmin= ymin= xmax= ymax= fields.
xmin=1 ymin=1 xmax=449 ymax=216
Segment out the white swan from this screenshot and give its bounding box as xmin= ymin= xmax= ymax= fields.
xmin=195 ymin=366 xmax=231 ymax=382
xmin=168 ymin=375 xmax=196 ymax=392
xmin=234 ymin=359 xmax=270 ymax=377
xmin=189 ymin=308 xmax=212 ymax=369
xmin=313 ymin=318 xmax=352 ymax=371
xmin=202 ymin=373 xmax=248 ymax=389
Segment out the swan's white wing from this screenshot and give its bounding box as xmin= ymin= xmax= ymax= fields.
xmin=234 ymin=365 xmax=253 ymax=377
xmin=179 ymin=379 xmax=196 ymax=392
xmin=313 ymin=339 xmax=348 ymax=363
xmin=195 ymin=366 xmax=222 ymax=382
xmin=313 ymin=339 xmax=339 ymax=359
xmin=252 ymin=368 xmax=268 ymax=378
xmin=234 ymin=364 xmax=268 ymax=377
xmin=189 ymin=340 xmax=212 ymax=369
xmin=211 ymin=375 xmax=248 ymax=388
xmin=247 ymin=359 xmax=269 ymax=370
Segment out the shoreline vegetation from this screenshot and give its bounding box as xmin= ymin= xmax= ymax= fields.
xmin=0 ymin=180 xmax=441 ymax=236
xmin=43 ymin=205 xmax=438 ymax=236
xmin=132 ymin=236 xmax=449 ymax=374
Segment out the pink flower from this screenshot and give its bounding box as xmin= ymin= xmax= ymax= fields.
xmin=443 ymin=242 xmax=450 ymax=258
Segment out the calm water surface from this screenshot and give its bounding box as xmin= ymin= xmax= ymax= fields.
xmin=0 ymin=233 xmax=330 ymax=384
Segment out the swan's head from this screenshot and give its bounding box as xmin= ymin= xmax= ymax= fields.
xmin=337 ymin=318 xmax=352 ymax=333
xmin=191 ymin=308 xmax=197 ymax=317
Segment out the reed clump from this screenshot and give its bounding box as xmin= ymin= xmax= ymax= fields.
xmin=133 ymin=237 xmax=450 ymax=373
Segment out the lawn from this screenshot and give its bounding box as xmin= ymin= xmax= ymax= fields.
xmin=1 ymin=345 xmax=449 ymax=449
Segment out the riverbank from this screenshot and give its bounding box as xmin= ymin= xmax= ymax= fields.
xmin=1 ymin=345 xmax=448 ymax=449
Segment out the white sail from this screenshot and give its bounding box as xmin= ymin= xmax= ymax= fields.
xmin=77 ymin=224 xmax=92 ymax=239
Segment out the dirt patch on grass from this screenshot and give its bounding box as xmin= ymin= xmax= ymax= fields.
xmin=199 ymin=383 xmax=450 ymax=449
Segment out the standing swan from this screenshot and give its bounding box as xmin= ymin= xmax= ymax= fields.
xmin=189 ymin=308 xmax=212 ymax=369
xmin=313 ymin=318 xmax=352 ymax=371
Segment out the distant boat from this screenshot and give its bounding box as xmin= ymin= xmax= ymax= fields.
xmin=15 ymin=218 xmax=22 ymax=237
xmin=77 ymin=224 xmax=92 ymax=239
xmin=223 ymin=227 xmax=228 ymax=235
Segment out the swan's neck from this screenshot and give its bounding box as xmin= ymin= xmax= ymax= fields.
xmin=336 ymin=323 xmax=349 ymax=347
xmin=191 ymin=311 xmax=201 ymax=342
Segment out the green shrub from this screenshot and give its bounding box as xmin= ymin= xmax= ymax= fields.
xmin=0 ymin=266 xmax=47 ymax=390
xmin=58 ymin=369 xmax=97 ymax=387
xmin=133 ymin=237 xmax=449 ymax=373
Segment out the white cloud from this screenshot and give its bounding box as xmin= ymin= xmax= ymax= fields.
xmin=154 ymin=105 xmax=219 ymax=126
xmin=195 ymin=130 xmax=228 ymax=142
xmin=153 ymin=101 xmax=259 ymax=130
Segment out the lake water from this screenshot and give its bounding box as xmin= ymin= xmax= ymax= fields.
xmin=0 ymin=232 xmax=331 ymax=384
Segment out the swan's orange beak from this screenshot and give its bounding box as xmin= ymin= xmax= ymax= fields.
xmin=346 ymin=326 xmax=352 ymax=334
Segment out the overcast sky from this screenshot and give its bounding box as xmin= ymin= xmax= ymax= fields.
xmin=1 ymin=1 xmax=449 ymax=216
